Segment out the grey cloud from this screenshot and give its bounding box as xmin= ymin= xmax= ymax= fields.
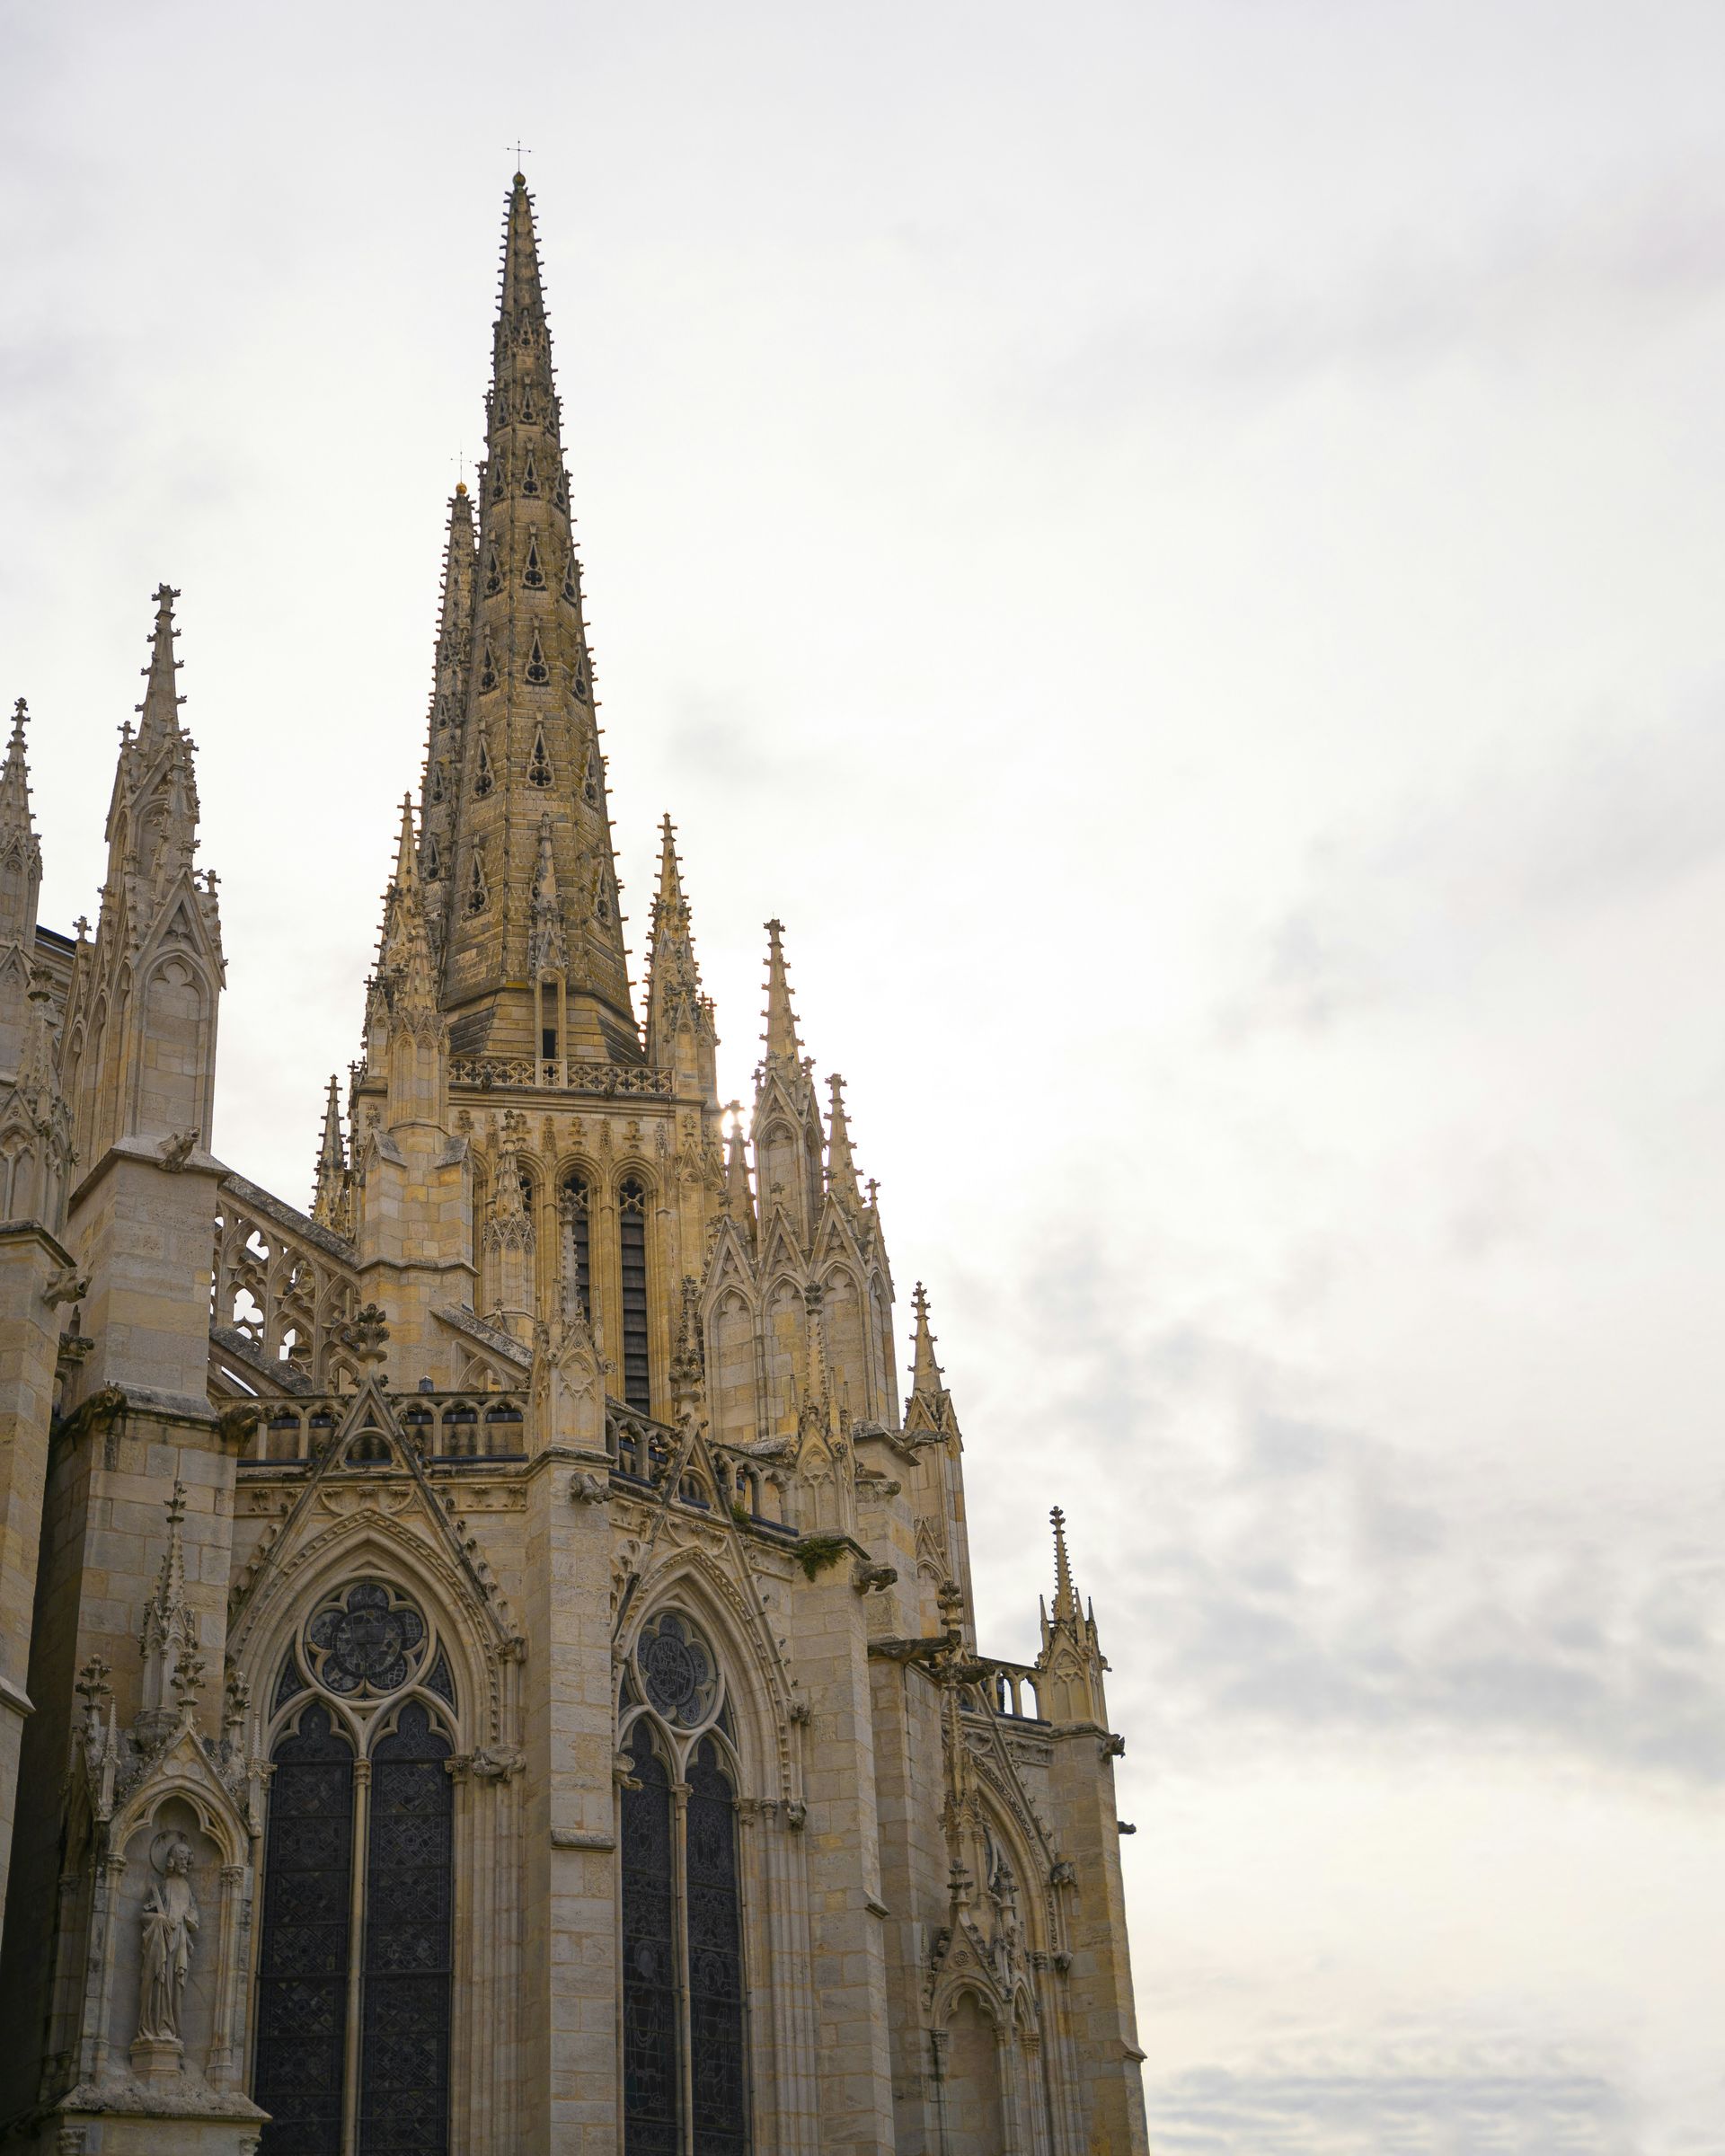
xmin=1221 ymin=696 xmax=1725 ymax=1041
xmin=1037 ymin=183 xmax=1725 ymax=420
xmin=1147 ymin=2037 xmax=1635 ymax=2156
xmin=991 ymin=1245 xmax=1725 ymax=1785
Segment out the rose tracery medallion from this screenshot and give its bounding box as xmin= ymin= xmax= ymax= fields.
xmin=305 ymin=1581 xmax=428 ymax=1699
xmin=634 ymin=1610 xmax=719 ymax=1729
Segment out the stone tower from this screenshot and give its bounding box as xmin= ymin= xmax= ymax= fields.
xmin=0 ymin=176 xmax=1149 ymax=2156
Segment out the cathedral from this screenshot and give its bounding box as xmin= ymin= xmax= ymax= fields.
xmin=0 ymin=178 xmax=1148 ymax=2156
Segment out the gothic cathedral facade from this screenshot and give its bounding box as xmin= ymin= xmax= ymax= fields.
xmin=0 ymin=179 xmax=1148 ymax=2156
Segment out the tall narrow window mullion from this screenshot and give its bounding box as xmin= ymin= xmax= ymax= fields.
xmin=618 ymin=1178 xmax=651 ymax=1411
xmin=686 ymin=1738 xmax=748 ymax=2154
xmin=358 ymin=1703 xmax=454 ymax=2155
xmin=254 ymin=1703 xmax=356 ymax=2156
xmin=621 ymin=1723 xmax=679 ymax=2155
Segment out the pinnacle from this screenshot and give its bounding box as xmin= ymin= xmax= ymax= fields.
xmin=0 ymin=697 xmax=36 ymax=826
xmin=909 ymin=1281 xmax=943 ymax=1395
xmin=723 ymin=1102 xmax=756 ymax=1227
xmin=134 ymin=583 xmax=188 ymax=755
xmin=761 ymin=919 xmax=802 ymax=1061
xmin=394 ymin=795 xmax=418 ymax=888
xmin=656 ymin=813 xmax=686 ymax=908
xmin=826 ymin=1073 xmax=861 ymax=1206
xmin=1049 ymin=1505 xmax=1079 ymax=1623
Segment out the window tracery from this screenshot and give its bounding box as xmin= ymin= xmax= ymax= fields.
xmin=619 ymin=1609 xmax=749 ymax=2152
xmin=253 ymin=1583 xmax=457 ymax=2154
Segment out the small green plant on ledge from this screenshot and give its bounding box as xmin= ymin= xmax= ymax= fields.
xmin=795 ymin=1533 xmax=851 ymax=1581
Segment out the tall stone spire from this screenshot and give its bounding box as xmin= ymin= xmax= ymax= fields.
xmin=645 ymin=815 xmax=716 ymax=1098
xmin=432 ymin=173 xmax=637 ymax=1063
xmin=419 ymin=481 xmax=478 ymax=945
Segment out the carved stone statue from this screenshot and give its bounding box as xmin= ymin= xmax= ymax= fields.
xmin=137 ymin=1833 xmax=199 ymax=2044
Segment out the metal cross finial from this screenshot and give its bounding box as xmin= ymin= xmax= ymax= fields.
xmin=509 ymin=141 xmax=530 ymax=172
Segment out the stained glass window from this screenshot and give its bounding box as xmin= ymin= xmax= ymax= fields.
xmin=637 ymin=1611 xmax=718 ymax=1729
xmin=621 ymin=1722 xmax=679 ymax=2156
xmin=255 ymin=1588 xmax=456 ymax=2155
xmin=622 ymin=1613 xmax=749 ymax=2152
xmin=358 ymin=1702 xmax=454 ymax=2155
xmin=254 ymin=1701 xmax=355 ymax=2156
xmin=687 ymin=1737 xmax=748 ymax=2153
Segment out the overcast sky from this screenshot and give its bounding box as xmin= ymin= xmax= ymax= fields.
xmin=4 ymin=4 xmax=1723 ymax=2148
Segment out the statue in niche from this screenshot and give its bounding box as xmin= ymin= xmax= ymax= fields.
xmin=137 ymin=1832 xmax=199 ymax=2043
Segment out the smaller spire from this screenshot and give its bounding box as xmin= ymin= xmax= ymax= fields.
xmin=312 ymin=1074 xmax=348 ymax=1229
xmin=0 ymin=696 xmax=43 ymax=946
xmin=646 ymin=816 xmax=715 ymax=1090
xmin=136 ymin=1480 xmax=202 ymax=1743
xmin=528 ymin=812 xmax=567 ymax=975
xmin=1049 ymin=1505 xmax=1079 ymax=1623
xmin=909 ymin=1281 xmax=942 ymax=1394
xmin=825 ymin=1074 xmax=861 ymax=1209
xmin=722 ymin=1101 xmax=756 ymax=1233
xmin=391 ymin=793 xmax=420 ymax=897
xmin=761 ymin=919 xmax=801 ymax=1063
xmin=133 ymin=584 xmax=185 ymax=755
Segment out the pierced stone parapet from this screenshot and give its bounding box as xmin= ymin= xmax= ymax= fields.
xmin=451 ymin=1055 xmax=673 ymax=1097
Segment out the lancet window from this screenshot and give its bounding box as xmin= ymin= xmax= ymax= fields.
xmin=618 ymin=1176 xmax=651 ymax=1411
xmin=253 ymin=1581 xmax=456 ymax=2156
xmin=561 ymin=1172 xmax=591 ymax=1322
xmin=620 ymin=1611 xmax=748 ymax=2155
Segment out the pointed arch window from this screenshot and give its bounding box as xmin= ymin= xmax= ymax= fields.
xmin=581 ymin=746 xmax=599 ymax=805
xmin=560 ymin=1172 xmax=591 ymax=1323
xmin=618 ymin=1176 xmax=651 ymax=1412
xmin=525 ymin=633 xmax=550 ymax=686
xmin=466 ymin=853 xmax=488 ymax=917
xmin=473 ymin=738 xmax=495 ymax=799
xmin=484 ymin=546 xmax=502 ymax=596
xmin=523 ymin=535 xmax=545 ymax=589
xmin=429 ymin=761 xmax=446 ymax=806
xmin=521 ymin=452 xmax=540 ymax=497
xmin=253 ymin=1591 xmax=456 ymax=2156
xmin=528 ymin=729 xmax=553 ymax=786
xmin=424 ymin=835 xmax=442 ymax=881
xmin=620 ymin=1614 xmax=749 ymax=2155
xmin=478 ymin=641 xmax=499 ymax=694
